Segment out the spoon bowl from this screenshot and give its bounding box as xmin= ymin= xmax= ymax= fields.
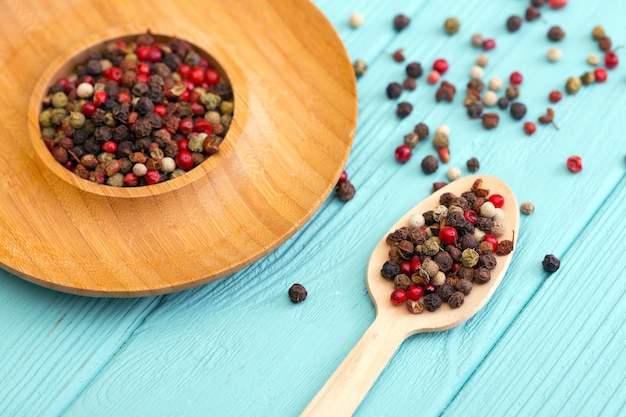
xmin=302 ymin=175 xmax=520 ymax=416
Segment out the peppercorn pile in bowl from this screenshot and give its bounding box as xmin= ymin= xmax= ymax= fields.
xmin=38 ymin=31 xmax=233 ymax=187
xmin=380 ymin=178 xmax=514 ymax=314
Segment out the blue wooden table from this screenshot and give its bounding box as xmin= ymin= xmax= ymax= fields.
xmin=2 ymin=1 xmax=625 ymax=416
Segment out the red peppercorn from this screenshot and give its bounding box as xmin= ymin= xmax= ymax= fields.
xmin=427 ymin=71 xmax=441 ymax=84
xmin=178 ymin=117 xmax=194 ymax=135
xmin=605 ymin=51 xmax=618 ymax=69
xmin=566 ymin=155 xmax=583 ymax=173
xmin=175 ymin=150 xmax=194 ymax=170
xmin=406 ymin=285 xmax=424 ymax=301
xmin=337 ymin=170 xmax=348 ymax=186
xmin=154 ymin=104 xmax=167 ymax=117
xmin=390 ymin=288 xmax=407 ymax=305
xmin=93 ymin=91 xmax=107 ymax=107
xmin=104 ymin=67 xmax=123 ymax=83
xmin=394 ymin=144 xmax=412 ymax=163
xmin=188 ymin=90 xmax=202 ymax=104
xmin=439 ymin=226 xmax=458 ymax=245
xmin=451 ymin=262 xmax=460 ymax=273
xmin=136 ymin=46 xmax=151 ymax=61
xmin=178 ymin=64 xmax=191 ymax=79
xmin=189 ymin=66 xmax=205 ymax=85
xmin=117 ymin=92 xmax=131 ymax=104
xmin=548 ymin=0 xmax=568 ymax=8
xmin=137 ymin=62 xmax=150 ymax=75
xmin=549 ymin=90 xmax=563 ymax=103
xmin=81 ymin=102 xmax=96 ymax=117
xmin=115 ymin=40 xmax=127 ymax=50
xmin=147 ymin=46 xmax=162 ymax=63
xmin=101 ymin=141 xmax=117 ymax=153
xmin=437 ymin=147 xmax=450 ymax=163
xmin=136 ymin=73 xmax=149 ymax=84
xmin=524 ymin=121 xmax=537 ymax=136
xmin=123 ymin=172 xmax=139 ymax=187
xmin=482 ymin=38 xmax=496 ymax=51
xmin=205 ymin=69 xmax=220 ymax=85
xmin=488 ymin=194 xmax=505 ymax=208
xmin=191 ymin=102 xmax=206 ymax=116
xmin=399 ymin=261 xmax=412 ymax=275
xmin=78 ymin=75 xmax=94 ymax=85
xmin=432 ymin=59 xmax=449 ymax=74
xmin=410 ymin=256 xmax=421 ymax=273
xmin=193 ymin=119 xmax=213 ymax=134
xmin=482 ymin=234 xmax=499 ymax=251
xmin=177 ymin=139 xmax=189 ymax=152
xmin=144 ymin=170 xmax=161 ymax=185
xmin=594 ymin=68 xmax=608 ymax=82
xmin=509 ymin=71 xmax=523 ymax=86
xmin=463 ymin=209 xmax=478 ymax=224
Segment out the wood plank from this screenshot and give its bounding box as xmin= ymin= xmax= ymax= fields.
xmin=444 ymin=177 xmax=626 ymax=416
xmin=0 ymin=273 xmax=159 ymax=416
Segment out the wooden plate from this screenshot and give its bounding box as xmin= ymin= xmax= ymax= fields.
xmin=0 ymin=0 xmax=357 ymax=297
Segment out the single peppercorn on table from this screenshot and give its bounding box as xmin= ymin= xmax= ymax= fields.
xmin=1 ymin=0 xmax=626 ymax=416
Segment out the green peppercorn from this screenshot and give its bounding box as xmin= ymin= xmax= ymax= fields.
xmin=460 ymin=248 xmax=479 ymax=268
xmin=41 ymin=126 xmax=56 ymax=139
xmin=204 ymin=110 xmax=221 ymax=124
xmin=565 ymin=77 xmax=582 ymax=94
xmin=404 ymin=132 xmax=419 ymax=148
xmin=444 ymin=17 xmax=461 ymax=35
xmin=39 ymin=109 xmax=53 ymax=127
xmin=106 ymin=172 xmax=125 ymax=187
xmin=200 ymin=92 xmax=221 ymax=110
xmin=580 ymin=72 xmax=595 ymax=85
xmin=220 ymin=101 xmax=234 ymax=115
xmin=188 ymin=133 xmax=206 ymax=152
xmin=432 ymin=131 xmax=449 ymax=150
xmin=50 ymin=108 xmax=68 ymax=125
xmin=423 ymin=237 xmax=441 ymax=256
xmin=69 ymin=111 xmax=86 ymax=129
xmin=353 ymin=59 xmax=367 ymax=77
xmin=221 ymin=114 xmax=232 ymax=128
xmin=591 ymin=25 xmax=605 ymax=40
xmin=51 ymin=91 xmax=68 ymax=108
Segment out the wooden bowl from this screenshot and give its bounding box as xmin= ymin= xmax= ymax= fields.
xmin=0 ymin=0 xmax=357 ymax=297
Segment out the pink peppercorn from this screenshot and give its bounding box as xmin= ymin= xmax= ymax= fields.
xmin=509 ymin=71 xmax=523 ymax=86
xmin=594 ymin=68 xmax=608 ymax=82
xmin=394 ymin=144 xmax=412 ymax=163
xmin=482 ymin=39 xmax=496 ymax=50
xmin=427 ymin=71 xmax=441 ymax=84
xmin=549 ymin=90 xmax=563 ymax=103
xmin=566 ymin=155 xmax=583 ymax=173
xmin=432 ymin=59 xmax=449 ymax=74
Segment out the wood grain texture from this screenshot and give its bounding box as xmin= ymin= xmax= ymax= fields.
xmin=1 ymin=0 xmax=626 ymax=417
xmin=0 ymin=0 xmax=356 ymax=296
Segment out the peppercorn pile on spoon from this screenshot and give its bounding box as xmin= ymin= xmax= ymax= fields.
xmin=301 ymin=175 xmax=519 ymax=417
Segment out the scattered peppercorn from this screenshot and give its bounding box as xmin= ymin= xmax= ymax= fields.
xmin=471 ymin=33 xmax=484 ymax=47
xmin=406 ymin=62 xmax=423 ymax=79
xmin=580 ymin=71 xmax=595 ymax=85
xmin=598 ymin=36 xmax=612 ymax=52
xmin=467 ymin=102 xmax=484 ymax=119
xmin=386 ymin=82 xmax=403 ymax=99
xmin=336 ymin=180 xmax=356 ymax=201
xmin=482 ymin=112 xmax=499 ymax=129
xmin=444 ymin=17 xmax=461 ymax=35
xmin=482 ymin=39 xmax=496 ymax=51
xmin=392 ymin=49 xmax=405 ymax=63
xmin=393 ymin=14 xmax=411 ymax=31
xmin=505 ymin=85 xmax=520 ymax=100
xmin=566 ymin=155 xmax=583 ymax=173
xmin=520 ymin=201 xmax=535 ymax=215
xmin=497 ymin=97 xmax=510 ymax=110
xmin=565 ymin=77 xmax=582 ymax=94
xmin=506 ymin=16 xmax=522 ymax=32
xmin=436 ymin=81 xmax=456 ymax=102
xmin=483 ymin=91 xmax=498 ymax=107
xmin=288 ymin=283 xmax=308 ymax=303
xmin=587 ymin=53 xmax=600 ymax=66
xmin=591 ymin=25 xmax=606 ymax=41
xmin=547 ymin=26 xmax=565 ymax=41
xmin=396 ymin=101 xmax=413 ymax=118
xmin=538 ymin=108 xmax=559 ymax=129
xmin=542 ymin=254 xmax=560 ymax=273
xmin=524 ymin=121 xmax=537 ymax=135
xmin=353 ymin=59 xmax=367 ymax=77
xmin=403 ymin=77 xmax=417 ymax=91
xmin=546 ymin=48 xmax=563 ymax=62
xmin=466 ymin=157 xmax=480 ymax=172
xmin=476 ymin=53 xmax=489 ymax=67
xmin=525 ymin=6 xmax=541 ymax=21
xmin=421 ymin=155 xmax=439 ymax=174
xmin=414 ymin=123 xmax=430 ymax=141
xmin=510 ymin=102 xmax=527 ymax=120
xmin=349 ymin=12 xmax=364 ymax=28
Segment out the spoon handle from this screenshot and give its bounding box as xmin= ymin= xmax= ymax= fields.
xmin=301 ymin=315 xmax=408 ymax=417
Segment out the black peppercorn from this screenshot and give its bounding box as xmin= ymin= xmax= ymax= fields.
xmin=510 ymin=102 xmax=527 ymax=120
xmin=598 ymin=36 xmax=612 ymax=52
xmin=436 ymin=81 xmax=456 ymax=102
xmin=456 ymin=266 xmax=474 ymax=281
xmin=433 ymin=251 xmax=453 ymax=272
xmin=423 ymin=293 xmax=443 ymax=311
xmin=396 ymin=101 xmax=413 ymax=118
xmin=336 ymin=180 xmax=356 ymax=201
xmin=547 ymin=26 xmax=565 ymax=42
xmin=459 ymin=233 xmax=479 ymax=250
xmin=479 ymin=253 xmax=497 ymax=270
xmin=448 ymin=292 xmax=465 ymax=308
xmin=421 ymin=155 xmax=439 ymax=174
xmin=393 ymin=14 xmax=411 ymax=31
xmin=506 ymin=15 xmax=522 ymax=32
xmin=542 ymin=254 xmax=560 ymax=272
xmin=455 ymin=279 xmax=472 ymax=295
xmin=288 ymin=283 xmax=307 ymax=303
xmin=403 ymin=77 xmax=417 ymax=91
xmin=436 ymin=283 xmax=455 ymax=302
xmin=482 ymin=112 xmax=499 ymax=129
xmin=431 ymin=181 xmax=448 ymax=193
xmin=473 ymin=267 xmax=491 ymax=284
xmin=381 ymin=261 xmax=400 ymax=280
xmin=531 ymin=0 xmax=545 ymax=6
xmin=406 ymin=62 xmax=423 ymax=78
xmin=414 ymin=123 xmax=429 ymax=141
xmin=467 ymin=102 xmax=484 ymax=119
xmin=386 ymin=82 xmax=403 ymax=99
xmin=497 ymin=97 xmax=510 ymax=110
xmin=466 ymin=157 xmax=480 ymax=172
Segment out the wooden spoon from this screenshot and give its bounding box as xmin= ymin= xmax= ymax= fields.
xmin=301 ymin=175 xmax=519 ymax=416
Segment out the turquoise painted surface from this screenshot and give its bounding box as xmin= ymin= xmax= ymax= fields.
xmin=1 ymin=0 xmax=625 ymax=416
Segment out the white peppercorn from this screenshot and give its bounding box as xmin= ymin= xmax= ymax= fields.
xmin=469 ymin=65 xmax=484 ymax=80
xmin=493 ymin=208 xmax=504 ymax=221
xmin=431 ymin=271 xmax=446 ymax=286
xmin=471 ymin=33 xmax=484 ymax=47
xmin=482 ymin=90 xmax=498 ymax=107
xmin=587 ymin=53 xmax=600 ymax=66
xmin=349 ymin=12 xmax=364 ymax=28
xmin=408 ymin=212 xmax=425 ymax=228
xmin=488 ymin=76 xmax=503 ymax=92
xmin=436 ymin=124 xmax=450 ymax=135
xmin=133 ymin=163 xmax=148 ymax=177
xmin=447 ymin=166 xmax=461 ymax=181
xmin=161 ymin=157 xmax=176 ymax=173
xmin=547 ymin=48 xmax=562 ymax=62
xmin=480 ymin=201 xmax=496 ymax=217
xmin=76 ymin=82 xmax=95 ymax=99
xmin=520 ymin=201 xmax=535 ymax=215
xmin=476 ymin=53 xmax=489 ymax=67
